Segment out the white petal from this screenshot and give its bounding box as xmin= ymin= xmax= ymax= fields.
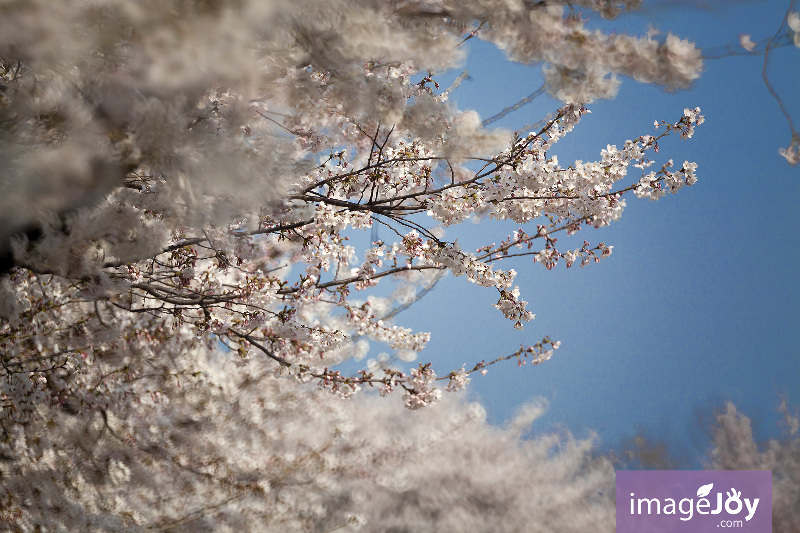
xmin=788 ymin=12 xmax=800 ymax=33
xmin=739 ymin=34 xmax=756 ymax=52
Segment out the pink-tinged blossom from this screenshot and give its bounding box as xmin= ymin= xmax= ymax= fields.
xmin=404 ymin=364 xmax=442 ymax=409
xmin=445 ymin=366 xmax=471 ymax=392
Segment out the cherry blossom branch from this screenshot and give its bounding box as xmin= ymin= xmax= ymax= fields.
xmin=762 ymin=0 xmax=798 ymax=139
xmin=276 ymin=264 xmax=443 ymax=295
xmin=103 ymin=219 xmax=314 ymax=269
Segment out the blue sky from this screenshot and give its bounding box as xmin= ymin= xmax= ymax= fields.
xmin=386 ymin=0 xmax=799 ymax=460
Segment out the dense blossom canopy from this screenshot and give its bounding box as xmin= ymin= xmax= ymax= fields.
xmin=1 ymin=0 xmax=794 ymax=530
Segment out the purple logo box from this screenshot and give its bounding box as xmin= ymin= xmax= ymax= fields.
xmin=616 ymin=470 xmax=771 ymax=533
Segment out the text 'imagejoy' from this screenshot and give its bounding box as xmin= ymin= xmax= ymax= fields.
xmin=616 ymin=470 xmax=772 ymax=532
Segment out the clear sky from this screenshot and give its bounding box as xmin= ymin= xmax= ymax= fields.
xmin=382 ymin=0 xmax=799 ymax=462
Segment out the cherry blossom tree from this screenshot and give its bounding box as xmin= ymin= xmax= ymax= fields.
xmin=0 ymin=0 xmax=705 ymax=408
xmin=708 ymin=402 xmax=800 ymax=532
xmin=0 ymin=0 xmax=732 ymax=529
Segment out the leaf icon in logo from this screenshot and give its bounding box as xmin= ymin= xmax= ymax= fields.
xmin=697 ymin=483 xmax=713 ymax=498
